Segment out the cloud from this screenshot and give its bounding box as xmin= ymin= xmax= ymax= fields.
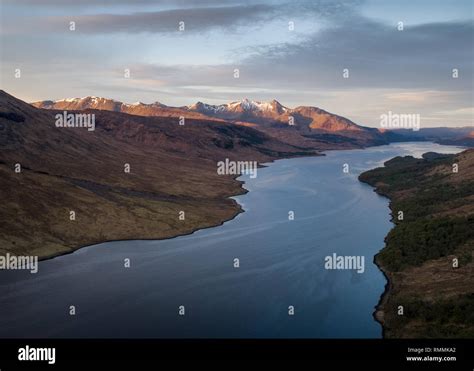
xmin=239 ymin=19 xmax=474 ymax=91
xmin=3 ymin=0 xmax=362 ymax=35
xmin=2 ymin=0 xmax=472 ymax=127
xmin=383 ymin=91 xmax=459 ymax=103
xmin=108 ymin=15 xmax=472 ymax=126
xmin=2 ymin=0 xmax=239 ymax=5
xmin=122 ymin=17 xmax=473 ymax=93
xmin=3 ymin=5 xmax=277 ymax=35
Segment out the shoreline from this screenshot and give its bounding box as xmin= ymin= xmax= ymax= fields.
xmin=7 ymin=142 xmax=467 ymax=339
xmin=36 ymin=176 xmax=250 ymax=263
xmin=33 ymin=145 xmax=396 ymax=338
xmin=359 ymin=146 xmax=473 ymax=338
xmin=372 ymin=252 xmax=392 ymax=338
xmin=8 ymin=143 xmax=438 ymax=264
xmin=32 ymin=143 xmax=427 ymax=340
xmin=360 ymin=180 xmax=394 ymax=339
xmin=20 ymin=142 xmax=444 ymax=340
xmin=33 ymin=150 xmax=328 ymax=263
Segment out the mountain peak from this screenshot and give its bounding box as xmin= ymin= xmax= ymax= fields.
xmin=229 ymin=98 xmax=288 ymax=113
xmin=187 ymin=99 xmax=288 ymax=115
xmin=60 ymin=96 xmax=114 ymax=102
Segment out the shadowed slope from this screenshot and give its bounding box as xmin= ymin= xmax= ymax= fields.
xmin=1 ymin=90 xmax=318 ymax=258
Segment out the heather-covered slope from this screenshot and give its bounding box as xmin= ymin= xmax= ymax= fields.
xmin=359 ymin=149 xmax=474 ymax=338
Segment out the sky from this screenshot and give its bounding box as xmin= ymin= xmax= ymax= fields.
xmin=0 ymin=0 xmax=473 ymax=128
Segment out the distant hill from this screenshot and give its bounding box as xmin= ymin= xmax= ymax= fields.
xmin=437 ymin=130 xmax=474 ymax=147
xmin=389 ymin=127 xmax=474 ymax=147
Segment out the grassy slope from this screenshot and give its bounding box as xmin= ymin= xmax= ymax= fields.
xmin=0 ymin=91 xmax=320 ymax=259
xmin=359 ymin=149 xmax=474 ymax=338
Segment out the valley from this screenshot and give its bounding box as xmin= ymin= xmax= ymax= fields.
xmin=1 ymin=89 xmax=472 ymax=339
xmin=1 ymin=90 xmax=323 ymax=259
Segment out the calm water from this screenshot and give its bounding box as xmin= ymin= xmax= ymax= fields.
xmin=0 ymin=142 xmax=465 ymax=338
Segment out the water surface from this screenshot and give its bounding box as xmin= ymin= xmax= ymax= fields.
xmin=0 ymin=142 xmax=464 ymax=338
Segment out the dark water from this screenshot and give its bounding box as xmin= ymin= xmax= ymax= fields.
xmin=0 ymin=143 xmax=464 ymax=338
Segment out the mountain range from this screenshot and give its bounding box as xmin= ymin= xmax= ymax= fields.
xmin=33 ymin=96 xmax=362 ymax=130
xmin=32 ymin=96 xmax=474 ymax=148
xmin=32 ymin=96 xmax=391 ymax=148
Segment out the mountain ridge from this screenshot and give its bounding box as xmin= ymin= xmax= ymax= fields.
xmin=31 ymin=95 xmax=390 ymax=148
xmin=28 ymin=95 xmax=474 ymax=149
xmin=32 ymin=96 xmax=365 ymax=131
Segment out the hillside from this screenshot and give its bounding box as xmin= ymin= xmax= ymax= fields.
xmin=359 ymin=149 xmax=474 ymax=338
xmin=0 ymin=90 xmax=318 ymax=259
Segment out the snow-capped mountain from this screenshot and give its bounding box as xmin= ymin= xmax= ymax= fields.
xmin=186 ymin=98 xmax=366 ymax=132
xmin=31 ymin=96 xmax=382 ymax=145
xmin=32 ymin=97 xmax=213 ymax=120
xmin=34 ymin=97 xmax=291 ymax=123
xmin=188 ymin=98 xmax=288 ymax=116
xmin=35 ymin=96 xmax=170 ymax=110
